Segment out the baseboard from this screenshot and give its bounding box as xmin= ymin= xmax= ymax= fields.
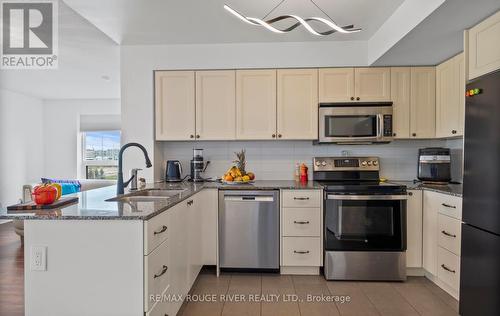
xmin=280 ymin=266 xmax=320 ymax=275
xmin=0 ymin=220 xmax=12 ymax=225
xmin=407 ymin=267 xmax=425 ymax=276
xmin=424 ymin=270 xmax=460 ymax=300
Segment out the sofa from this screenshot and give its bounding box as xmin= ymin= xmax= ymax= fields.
xmin=14 ymin=179 xmax=116 ymax=241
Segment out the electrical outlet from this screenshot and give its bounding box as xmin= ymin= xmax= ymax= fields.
xmin=30 ymin=246 xmax=47 ymax=271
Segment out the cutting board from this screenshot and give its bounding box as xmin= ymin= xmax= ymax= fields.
xmin=7 ymin=196 xmax=79 ymax=212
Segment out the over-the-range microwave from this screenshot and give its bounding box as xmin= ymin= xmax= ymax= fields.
xmin=318 ymin=102 xmax=394 ymax=144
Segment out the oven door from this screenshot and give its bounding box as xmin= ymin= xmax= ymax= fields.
xmin=324 ymin=194 xmax=407 ymax=251
xmin=319 ymin=105 xmax=392 ymax=143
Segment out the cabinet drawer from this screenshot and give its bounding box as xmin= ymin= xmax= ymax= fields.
xmin=145 ymin=240 xmax=170 ymax=312
xmin=282 ymin=190 xmax=321 ymax=208
xmin=146 ymin=284 xmax=177 ymax=316
xmin=144 ymin=210 xmax=170 ymax=255
xmin=282 ymin=237 xmax=321 ymax=266
xmin=283 ymin=208 xmax=321 ymax=237
xmin=437 ymin=247 xmax=460 ymax=292
xmin=437 ymin=195 xmax=462 ymax=220
xmin=438 ymin=214 xmax=462 ymax=255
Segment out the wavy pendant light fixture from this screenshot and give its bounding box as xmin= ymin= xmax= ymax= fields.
xmin=224 ymin=0 xmax=361 ymax=36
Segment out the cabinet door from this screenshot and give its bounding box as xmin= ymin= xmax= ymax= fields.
xmin=277 ymin=69 xmax=318 ymax=140
xmin=200 ymin=189 xmax=218 ymax=265
xmin=195 ymin=70 xmax=236 ymax=140
xmin=456 ymin=53 xmax=466 ymax=136
xmin=423 ymin=191 xmax=439 ymax=275
xmin=410 ymin=67 xmax=436 ymax=139
xmin=354 ymin=68 xmax=391 ymax=101
xmin=155 ymin=71 xmax=195 ymax=140
xmin=390 ymin=67 xmax=411 ymax=138
xmin=436 ymin=58 xmax=455 ymax=138
xmin=236 ymin=70 xmax=277 ymax=140
xmin=318 ymin=68 xmax=354 ymax=102
xmin=406 ymin=190 xmax=423 ymax=268
xmin=468 ymin=11 xmax=500 ymax=80
xmin=187 ymin=195 xmax=202 ymax=289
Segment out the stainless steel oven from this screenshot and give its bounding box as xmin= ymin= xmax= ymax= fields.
xmin=319 ymin=102 xmax=393 ymax=144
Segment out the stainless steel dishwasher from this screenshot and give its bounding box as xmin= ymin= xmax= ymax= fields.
xmin=219 ymin=190 xmax=279 ymax=269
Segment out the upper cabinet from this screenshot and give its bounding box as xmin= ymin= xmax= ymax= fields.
xmin=410 ymin=67 xmax=436 ymax=139
xmin=236 ymin=70 xmax=277 ymax=140
xmin=354 ymin=68 xmax=391 ymax=101
xmin=195 ymin=71 xmax=236 ymax=140
xmin=277 ymin=69 xmax=318 ymax=140
xmin=390 ymin=67 xmax=411 ymax=139
xmin=319 ymin=67 xmax=390 ymax=102
xmin=467 ymin=11 xmax=500 ymax=80
xmin=436 ymin=53 xmax=465 ymax=138
xmin=318 ymin=68 xmax=354 ymax=102
xmin=155 ymin=71 xmax=196 ymax=141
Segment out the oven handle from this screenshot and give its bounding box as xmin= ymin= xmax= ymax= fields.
xmin=327 ymin=194 xmax=408 ymax=201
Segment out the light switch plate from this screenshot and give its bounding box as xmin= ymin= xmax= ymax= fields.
xmin=30 ymin=246 xmax=47 ymax=271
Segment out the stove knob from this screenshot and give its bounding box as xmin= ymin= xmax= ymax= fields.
xmin=361 ymin=161 xmax=367 ymax=167
xmin=373 ymin=160 xmax=378 ymax=166
xmin=321 ymin=161 xmax=327 ymax=166
xmin=315 ymin=161 xmax=321 ymax=166
xmin=367 ymin=161 xmax=373 ymax=166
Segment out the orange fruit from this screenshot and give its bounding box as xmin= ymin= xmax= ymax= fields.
xmin=224 ymin=174 xmax=234 ymax=182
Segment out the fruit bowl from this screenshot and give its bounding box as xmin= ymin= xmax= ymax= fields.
xmin=221 ymin=179 xmax=255 ymax=185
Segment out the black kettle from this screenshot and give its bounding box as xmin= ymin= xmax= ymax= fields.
xmin=165 ymin=160 xmax=183 ymax=182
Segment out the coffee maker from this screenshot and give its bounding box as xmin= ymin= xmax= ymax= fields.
xmin=190 ymin=149 xmax=209 ymax=182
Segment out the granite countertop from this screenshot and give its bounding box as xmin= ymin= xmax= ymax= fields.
xmin=0 ymin=180 xmax=322 ymax=221
xmin=389 ymin=181 xmax=463 ymax=197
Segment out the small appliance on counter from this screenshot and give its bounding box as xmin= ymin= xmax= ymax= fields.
xmin=165 ymin=160 xmax=183 ymax=182
xmin=190 ymin=148 xmax=210 ymax=182
xmin=417 ymin=148 xmax=451 ymax=184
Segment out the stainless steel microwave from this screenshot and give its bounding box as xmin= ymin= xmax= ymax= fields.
xmin=318 ymin=102 xmax=394 ymax=144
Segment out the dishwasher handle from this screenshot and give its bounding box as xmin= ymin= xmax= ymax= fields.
xmin=224 ymin=195 xmax=275 ymax=202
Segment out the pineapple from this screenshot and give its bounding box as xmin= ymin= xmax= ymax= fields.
xmin=233 ymin=149 xmax=246 ymax=175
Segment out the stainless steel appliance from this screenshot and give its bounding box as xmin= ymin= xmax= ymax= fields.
xmin=165 ymin=160 xmax=183 ymax=182
xmin=218 ymin=190 xmax=279 ymax=270
xmin=190 ymin=148 xmax=209 ymax=182
xmin=417 ymin=147 xmax=451 ymax=184
xmin=314 ymin=157 xmax=407 ymax=281
xmin=318 ymin=102 xmax=394 ymax=144
xmin=460 ymin=70 xmax=500 ymax=316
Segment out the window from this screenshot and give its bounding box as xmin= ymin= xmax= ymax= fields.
xmin=82 ymin=131 xmax=120 ymax=180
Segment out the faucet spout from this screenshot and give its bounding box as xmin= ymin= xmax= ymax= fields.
xmin=117 ymin=143 xmax=152 ymax=195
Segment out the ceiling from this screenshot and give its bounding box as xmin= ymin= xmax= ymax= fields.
xmin=0 ymin=1 xmax=120 ymax=99
xmin=63 ymin=0 xmax=405 ymax=44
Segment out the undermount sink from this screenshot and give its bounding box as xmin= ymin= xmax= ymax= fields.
xmin=106 ymin=189 xmax=187 ymax=202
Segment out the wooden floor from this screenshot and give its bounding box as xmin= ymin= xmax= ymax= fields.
xmin=0 ymin=222 xmax=24 ymax=316
xmin=0 ymin=222 xmax=459 ymax=316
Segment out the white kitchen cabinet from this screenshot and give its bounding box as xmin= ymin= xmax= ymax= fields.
xmin=410 ymin=67 xmax=436 ymax=139
xmin=423 ymin=190 xmax=439 ymax=275
xmin=319 ymin=68 xmax=355 ymax=102
xmin=406 ymin=190 xmax=423 ymax=268
xmin=436 ymin=53 xmax=465 ymax=138
xmin=195 ymin=70 xmax=236 ymax=140
xmin=390 ymin=67 xmax=411 ymax=138
xmin=467 ymin=11 xmax=500 ymax=80
xmin=354 ymin=68 xmax=391 ymax=102
xmin=277 ymin=69 xmax=318 ymax=140
xmin=155 ymin=71 xmax=196 ymax=140
xmin=200 ymin=189 xmax=218 ymax=265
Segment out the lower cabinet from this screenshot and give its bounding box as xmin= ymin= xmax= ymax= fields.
xmin=406 ymin=190 xmax=423 ymax=269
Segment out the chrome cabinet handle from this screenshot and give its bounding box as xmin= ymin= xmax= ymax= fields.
xmin=441 ymin=230 xmax=457 ymax=238
xmin=294 ymin=220 xmax=310 ymax=224
xmin=154 ymin=265 xmax=168 ymax=278
xmin=441 ymin=264 xmax=456 ymax=273
xmin=294 ymin=250 xmax=310 ymax=254
xmin=153 ymin=225 xmax=168 ymax=235
xmin=441 ymin=203 xmax=456 ymax=209
xmin=293 ymin=197 xmax=310 ymax=200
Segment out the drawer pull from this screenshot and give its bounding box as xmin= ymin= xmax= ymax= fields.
xmin=441 ymin=203 xmax=456 ymax=209
xmin=293 ymin=250 xmax=310 ymax=254
xmin=293 ymin=197 xmax=310 ymax=200
xmin=441 ymin=264 xmax=456 ymax=274
xmin=187 ymin=200 xmax=194 ymax=206
xmin=153 ymin=225 xmax=168 ymax=235
xmin=441 ymin=230 xmax=457 ymax=238
xmin=293 ymin=220 xmax=310 ymax=224
xmin=154 ymin=265 xmax=168 ymax=279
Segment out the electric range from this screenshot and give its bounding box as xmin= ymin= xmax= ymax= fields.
xmin=313 ymin=157 xmax=407 ymax=281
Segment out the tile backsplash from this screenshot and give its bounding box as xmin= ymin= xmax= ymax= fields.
xmin=157 ymin=139 xmax=463 ymax=182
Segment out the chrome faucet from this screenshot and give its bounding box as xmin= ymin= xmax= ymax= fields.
xmin=117 ymin=143 xmax=152 ymax=195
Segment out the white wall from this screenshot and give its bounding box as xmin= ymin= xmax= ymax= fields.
xmin=0 ymin=89 xmax=44 ymax=208
xmin=121 ymin=41 xmax=368 ymax=181
xmin=43 ymin=99 xmax=120 ymax=179
xmin=159 ymin=139 xmax=456 ymax=182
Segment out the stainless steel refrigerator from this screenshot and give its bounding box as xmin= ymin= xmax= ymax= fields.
xmin=460 ymin=70 xmax=500 ymax=316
